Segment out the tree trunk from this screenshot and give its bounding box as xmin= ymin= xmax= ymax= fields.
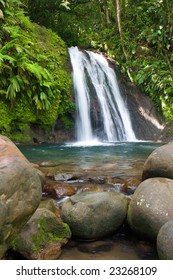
xmin=103 ymin=0 xmax=110 ymax=26
xmin=114 ymin=0 xmax=128 ymax=61
xmin=113 ymin=0 xmax=133 ymax=80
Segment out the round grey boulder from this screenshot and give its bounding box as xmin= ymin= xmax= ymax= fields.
xmin=157 ymin=220 xmax=173 ymax=260
xmin=142 ymin=142 xmax=173 ymax=180
xmin=127 ymin=177 xmax=173 ymax=239
xmin=61 ymin=191 xmax=128 ymax=240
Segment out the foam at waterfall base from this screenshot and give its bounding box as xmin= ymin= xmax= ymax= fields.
xmin=64 ymin=139 xmax=147 ymax=147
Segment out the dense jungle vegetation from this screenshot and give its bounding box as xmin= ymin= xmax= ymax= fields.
xmin=0 ymin=0 xmax=173 ymax=141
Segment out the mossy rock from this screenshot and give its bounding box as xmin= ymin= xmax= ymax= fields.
xmin=13 ymin=208 xmax=71 ymax=260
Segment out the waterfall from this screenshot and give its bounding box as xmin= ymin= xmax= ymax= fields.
xmin=68 ymin=46 xmax=137 ymax=143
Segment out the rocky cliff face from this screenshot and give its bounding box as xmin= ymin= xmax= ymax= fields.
xmin=106 ymin=61 xmax=165 ymax=142
xmin=122 ymin=81 xmax=165 ymax=141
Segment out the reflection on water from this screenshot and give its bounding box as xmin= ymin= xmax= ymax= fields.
xmin=59 ymin=225 xmax=158 ymax=260
xmin=19 ymin=142 xmax=162 ymax=178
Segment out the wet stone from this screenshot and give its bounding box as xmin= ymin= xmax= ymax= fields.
xmin=43 ymin=181 xmax=76 ymax=198
xmin=54 ymin=173 xmax=74 ymax=181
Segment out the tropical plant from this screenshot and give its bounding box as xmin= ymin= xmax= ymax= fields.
xmin=0 ymin=0 xmax=73 ymax=140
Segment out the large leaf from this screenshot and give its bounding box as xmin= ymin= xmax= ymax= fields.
xmin=9 ymin=76 xmax=21 ymax=92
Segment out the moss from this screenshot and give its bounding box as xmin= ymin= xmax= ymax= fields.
xmin=0 ymin=99 xmax=13 ymax=136
xmin=0 ymin=96 xmax=36 ymax=142
xmin=11 ymin=124 xmax=33 ymax=143
xmin=31 ymin=217 xmax=71 ymax=253
xmin=32 ymin=25 xmax=74 ymax=129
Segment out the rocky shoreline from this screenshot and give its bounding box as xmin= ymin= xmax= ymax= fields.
xmin=1 ymin=135 xmax=173 ymax=259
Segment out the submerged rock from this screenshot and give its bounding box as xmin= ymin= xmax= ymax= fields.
xmin=61 ymin=191 xmax=128 ymax=240
xmin=157 ymin=219 xmax=173 ymax=260
xmin=77 ymin=240 xmax=113 ymax=254
xmin=142 ymin=142 xmax=173 ymax=180
xmin=127 ymin=177 xmax=173 ymax=239
xmin=79 ymin=184 xmax=104 ymax=193
xmin=0 ymin=135 xmax=42 ymax=259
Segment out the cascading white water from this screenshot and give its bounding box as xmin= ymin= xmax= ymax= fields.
xmin=68 ymin=47 xmax=93 ymax=142
xmin=68 ymin=46 xmax=137 ymax=143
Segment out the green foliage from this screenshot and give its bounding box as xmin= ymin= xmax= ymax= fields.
xmin=134 ymin=59 xmax=172 ymax=113
xmin=0 ymin=5 xmax=55 ymax=110
xmin=32 ymin=25 xmax=74 ymax=127
xmin=0 ymin=96 xmax=36 ymax=141
xmin=1 ymin=0 xmax=173 ymax=139
xmin=123 ymin=0 xmax=173 ymax=120
xmin=25 ymin=0 xmax=103 ymax=48
xmin=0 ymin=0 xmax=73 ymax=139
xmin=0 ymin=99 xmax=13 ymax=135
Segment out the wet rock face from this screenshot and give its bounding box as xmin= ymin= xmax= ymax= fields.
xmin=118 ymin=79 xmax=164 ymax=141
xmin=157 ymin=219 xmax=173 ymax=260
xmin=0 ymin=135 xmax=42 ymax=259
xmin=142 ymin=142 xmax=173 ymax=180
xmin=61 ymin=191 xmax=128 ymax=240
xmin=127 ymin=177 xmax=173 ymax=239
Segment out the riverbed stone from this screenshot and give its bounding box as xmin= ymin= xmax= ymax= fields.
xmin=13 ymin=208 xmax=71 ymax=260
xmin=0 ymin=135 xmax=42 ymax=258
xmin=142 ymin=142 xmax=173 ymax=180
xmin=61 ymin=191 xmax=128 ymax=240
xmin=127 ymin=177 xmax=173 ymax=239
xmin=157 ymin=220 xmax=173 ymax=260
xmin=43 ymin=181 xmax=76 ymax=197
xmin=121 ymin=177 xmax=140 ymax=195
xmin=54 ymin=173 xmax=74 ymax=181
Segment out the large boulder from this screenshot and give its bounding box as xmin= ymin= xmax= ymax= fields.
xmin=0 ymin=135 xmax=42 ymax=258
xmin=157 ymin=220 xmax=173 ymax=260
xmin=61 ymin=191 xmax=128 ymax=240
xmin=13 ymin=207 xmax=71 ymax=260
xmin=127 ymin=177 xmax=173 ymax=239
xmin=142 ymin=142 xmax=173 ymax=180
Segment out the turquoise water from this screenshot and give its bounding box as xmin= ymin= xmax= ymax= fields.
xmin=18 ymin=142 xmax=162 ymax=178
xmin=19 ymin=142 xmax=161 ymax=163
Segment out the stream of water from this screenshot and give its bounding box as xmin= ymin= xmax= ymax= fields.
xmin=18 ymin=141 xmax=162 ymax=260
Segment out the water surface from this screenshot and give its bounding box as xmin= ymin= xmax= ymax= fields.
xmin=19 ymin=141 xmax=162 ymax=178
